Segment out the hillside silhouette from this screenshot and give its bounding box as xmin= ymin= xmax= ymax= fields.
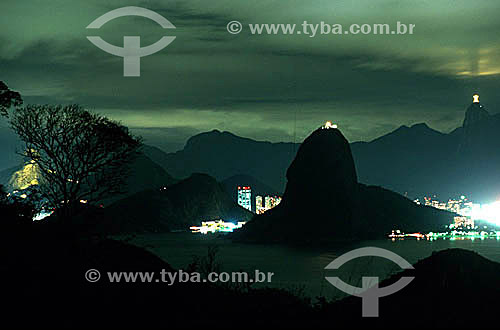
xmin=330 ymin=248 xmax=500 ymax=328
xmin=98 ymin=173 xmax=253 ymax=234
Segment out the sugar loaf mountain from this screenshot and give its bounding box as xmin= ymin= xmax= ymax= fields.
xmin=156 ymin=94 xmax=500 ymax=202
xmin=234 ymin=123 xmax=452 ymax=243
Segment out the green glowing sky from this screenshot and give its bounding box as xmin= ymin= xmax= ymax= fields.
xmin=1 ymin=0 xmax=500 ymax=162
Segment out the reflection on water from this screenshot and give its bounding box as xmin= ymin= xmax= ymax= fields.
xmin=129 ymin=233 xmax=500 ymax=300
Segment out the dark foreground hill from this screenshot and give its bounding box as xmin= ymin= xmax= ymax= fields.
xmin=98 ymin=173 xmax=253 ymax=234
xmin=235 ymin=126 xmax=453 ymax=244
xmin=2 ymin=217 xmax=499 ymax=329
xmin=330 ymin=248 xmax=500 ymax=328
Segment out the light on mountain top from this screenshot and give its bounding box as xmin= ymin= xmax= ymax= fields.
xmin=473 ymin=94 xmax=480 ymax=103
xmin=323 ymin=121 xmax=338 ymax=129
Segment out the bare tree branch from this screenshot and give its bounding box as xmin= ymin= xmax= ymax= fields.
xmin=9 ymin=104 xmax=142 ymax=219
xmin=0 ymin=81 xmax=23 ymax=117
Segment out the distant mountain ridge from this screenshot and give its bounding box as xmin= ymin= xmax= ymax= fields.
xmin=151 ymin=130 xmax=296 ymax=193
xmin=157 ymin=100 xmax=500 ymax=202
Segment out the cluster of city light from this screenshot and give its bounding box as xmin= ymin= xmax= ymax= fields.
xmin=463 ymin=201 xmax=500 ymax=227
xmin=415 ymin=195 xmax=500 ymax=228
xmin=414 ymin=195 xmax=471 ymax=214
xmin=392 ymin=193 xmax=500 ymax=241
xmin=389 ymin=229 xmax=500 ymax=241
xmin=190 ymin=220 xmax=246 ymax=234
xmin=33 ymin=209 xmax=54 ymax=221
xmin=426 ymin=230 xmax=500 ymax=241
xmin=237 ymin=186 xmax=282 ymax=214
xmin=388 ymin=230 xmax=425 ymax=239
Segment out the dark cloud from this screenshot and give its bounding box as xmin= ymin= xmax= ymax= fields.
xmin=1 ymin=0 xmax=500 ymax=160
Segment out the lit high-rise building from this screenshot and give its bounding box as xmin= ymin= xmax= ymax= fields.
xmin=453 ymin=216 xmax=474 ymax=229
xmin=237 ymin=186 xmax=252 ymax=211
xmin=256 ymin=196 xmax=264 ymax=214
xmin=264 ymin=196 xmax=272 ymax=210
xmin=255 ymin=195 xmax=283 ymax=214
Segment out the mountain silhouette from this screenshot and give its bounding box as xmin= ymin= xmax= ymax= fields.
xmin=453 ymin=101 xmax=500 ymax=201
xmin=159 ymin=130 xmax=296 ymax=193
xmin=463 ymin=99 xmax=490 ymax=127
xmin=351 ymin=122 xmax=456 ymax=198
xmin=98 ymin=173 xmax=253 ymax=234
xmin=235 ymin=126 xmax=453 ymax=244
xmin=161 ymin=97 xmax=500 ymax=202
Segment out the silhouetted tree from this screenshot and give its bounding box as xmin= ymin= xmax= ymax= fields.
xmin=0 ymin=184 xmax=34 ymax=227
xmin=0 ymin=81 xmax=22 ymax=117
xmin=9 ymin=104 xmax=142 ymax=219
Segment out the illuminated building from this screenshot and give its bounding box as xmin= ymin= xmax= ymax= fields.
xmin=272 ymin=196 xmax=282 ymax=207
xmin=265 ymin=195 xmax=281 ymax=209
xmin=255 ymin=195 xmax=282 ymax=214
xmin=417 ymin=195 xmax=475 ymax=216
xmin=453 ymin=216 xmax=474 ymax=229
xmin=473 ymin=93 xmax=480 ymax=103
xmin=256 ymin=196 xmax=264 ymax=214
xmin=322 ymin=121 xmax=338 ymax=129
xmin=190 ymin=219 xmax=247 ymax=234
xmin=264 ymin=196 xmax=272 ymax=210
xmin=237 ymin=186 xmax=252 ymax=211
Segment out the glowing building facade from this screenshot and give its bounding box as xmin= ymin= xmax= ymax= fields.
xmin=256 ymin=196 xmax=264 ymax=214
xmin=237 ymin=186 xmax=252 ymax=211
xmin=453 ymin=216 xmax=474 ymax=229
xmin=256 ymin=195 xmax=282 ymax=214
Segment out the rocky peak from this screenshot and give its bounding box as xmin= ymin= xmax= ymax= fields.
xmin=268 ymin=125 xmax=359 ymax=236
xmin=284 ymin=126 xmax=358 ymax=200
xmin=463 ymin=94 xmax=489 ymax=128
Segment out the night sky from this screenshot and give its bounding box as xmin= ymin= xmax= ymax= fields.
xmin=1 ymin=0 xmax=500 ymax=169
